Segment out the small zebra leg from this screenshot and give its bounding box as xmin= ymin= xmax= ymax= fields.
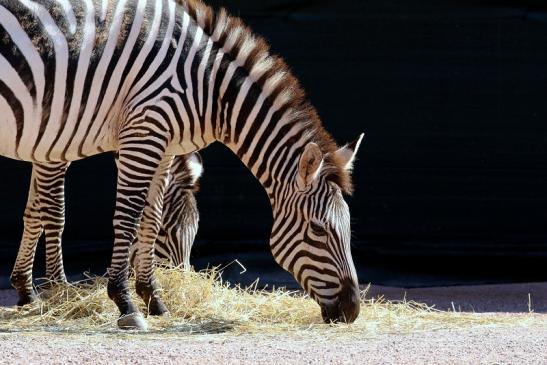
xmin=11 ymin=169 xmax=43 ymax=305
xmin=40 ymin=163 xmax=70 ymax=283
xmin=134 ymin=156 xmax=173 ymax=316
xmin=107 ymin=130 xmax=169 ymax=330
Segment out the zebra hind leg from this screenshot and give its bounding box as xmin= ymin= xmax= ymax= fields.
xmin=11 ymin=169 xmax=43 ymax=305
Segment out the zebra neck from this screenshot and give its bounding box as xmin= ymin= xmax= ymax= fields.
xmin=218 ymin=67 xmax=312 ymax=195
xmin=174 ymin=6 xmax=325 ymax=195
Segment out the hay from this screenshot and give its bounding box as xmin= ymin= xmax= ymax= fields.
xmin=0 ymin=267 xmax=536 ymax=337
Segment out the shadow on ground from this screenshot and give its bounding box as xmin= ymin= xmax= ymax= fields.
xmin=0 ymin=316 xmax=238 ymax=335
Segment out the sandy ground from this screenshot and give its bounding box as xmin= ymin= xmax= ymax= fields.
xmin=0 ymin=325 xmax=546 ymax=365
xmin=1 ymin=283 xmax=547 ymax=364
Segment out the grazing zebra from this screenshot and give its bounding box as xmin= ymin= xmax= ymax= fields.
xmin=130 ymin=152 xmax=202 ymax=270
xmin=10 ymin=153 xmax=202 ymax=306
xmin=0 ymin=0 xmax=364 ymax=329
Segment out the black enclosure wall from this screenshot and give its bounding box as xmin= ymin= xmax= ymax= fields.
xmin=1 ymin=0 xmax=547 ymax=288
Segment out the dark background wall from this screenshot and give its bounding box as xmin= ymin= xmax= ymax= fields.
xmin=2 ymin=0 xmax=547 ymax=288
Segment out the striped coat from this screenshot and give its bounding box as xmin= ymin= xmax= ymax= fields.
xmin=10 ymin=153 xmax=202 ymax=306
xmin=0 ymin=0 xmax=363 ymax=329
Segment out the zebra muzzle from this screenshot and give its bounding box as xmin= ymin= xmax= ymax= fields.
xmin=320 ymin=281 xmax=360 ymax=324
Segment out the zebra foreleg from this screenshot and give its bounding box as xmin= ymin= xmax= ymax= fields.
xmin=134 ymin=155 xmax=173 ymax=316
xmin=107 ymin=130 xmax=170 ymax=330
xmin=11 ymin=162 xmax=70 ymax=305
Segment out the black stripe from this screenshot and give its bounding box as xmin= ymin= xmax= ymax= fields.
xmin=0 ymin=22 xmax=36 ymax=105
xmin=47 ymin=0 xmax=86 ymax=159
xmin=254 ymin=120 xmax=303 ymax=180
xmin=0 ymin=79 xmax=24 ymax=151
xmin=80 ymin=3 xmax=138 ymax=155
xmin=209 ymin=53 xmax=230 ymax=138
xmin=125 ymin=0 xmax=174 ymax=103
xmin=236 ymin=95 xmax=270 ymax=158
xmin=62 ymin=1 xmax=112 ymax=159
xmin=201 ymin=40 xmax=218 ymax=135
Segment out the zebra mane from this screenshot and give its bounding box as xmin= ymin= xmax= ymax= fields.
xmin=178 ymin=0 xmax=354 ymax=194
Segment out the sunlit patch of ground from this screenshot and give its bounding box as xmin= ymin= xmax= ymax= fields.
xmin=0 ymin=267 xmax=540 ymax=338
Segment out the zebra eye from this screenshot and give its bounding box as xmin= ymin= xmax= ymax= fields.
xmin=310 ymin=221 xmax=327 ymax=235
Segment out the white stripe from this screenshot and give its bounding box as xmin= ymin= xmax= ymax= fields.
xmin=242 ymin=107 xmax=275 ymax=166
xmin=183 ymin=25 xmax=205 ymax=146
xmin=50 ymin=0 xmax=96 ymax=160
xmin=219 ymin=62 xmax=237 ymax=100
xmin=204 ymin=50 xmax=224 ymax=139
xmin=55 ymin=0 xmax=77 ymax=34
xmin=0 ymin=54 xmax=36 ymax=159
xmin=23 ymin=0 xmax=70 ymax=160
xmin=236 ymin=93 xmax=265 ymax=151
xmin=229 ymin=77 xmax=253 ymax=141
xmin=65 ymin=0 xmax=128 ymax=159
xmin=197 ymin=38 xmax=213 ymax=117
xmin=126 ymin=2 xmax=179 ymax=125
xmin=126 ymin=0 xmax=176 ymax=103
xmin=297 ymin=266 xmax=339 ymax=284
xmin=84 ymin=0 xmax=147 ymax=150
xmin=0 ymin=5 xmax=45 ymax=159
xmin=259 ymin=117 xmax=305 ymax=183
xmin=168 ymin=10 xmax=190 ymax=94
xmin=117 ymin=0 xmax=164 ymax=105
xmin=101 ymin=0 xmax=109 ymax=21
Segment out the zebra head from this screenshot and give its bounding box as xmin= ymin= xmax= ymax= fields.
xmin=270 ymin=134 xmax=364 ymax=324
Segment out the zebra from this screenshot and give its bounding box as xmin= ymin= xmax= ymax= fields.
xmin=135 ymin=152 xmax=202 ymax=270
xmin=10 ymin=153 xmax=202 ymax=306
xmin=0 ymin=0 xmax=364 ymax=329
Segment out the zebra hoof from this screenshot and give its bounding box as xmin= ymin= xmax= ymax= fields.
xmin=117 ymin=312 xmax=148 ymax=331
xmin=16 ymin=291 xmax=38 ymax=306
xmin=148 ymin=298 xmax=169 ymax=316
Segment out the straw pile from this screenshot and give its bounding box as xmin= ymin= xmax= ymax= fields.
xmin=0 ymin=267 xmax=536 ymax=336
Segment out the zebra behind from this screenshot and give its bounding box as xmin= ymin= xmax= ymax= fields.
xmin=10 ymin=153 xmax=202 ymax=306
xmin=0 ymin=0 xmax=364 ymax=329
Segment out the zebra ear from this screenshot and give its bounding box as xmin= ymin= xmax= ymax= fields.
xmin=297 ymin=142 xmax=324 ymax=190
xmin=334 ymin=133 xmax=364 ymax=171
xmin=186 ymin=152 xmax=203 ymax=184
